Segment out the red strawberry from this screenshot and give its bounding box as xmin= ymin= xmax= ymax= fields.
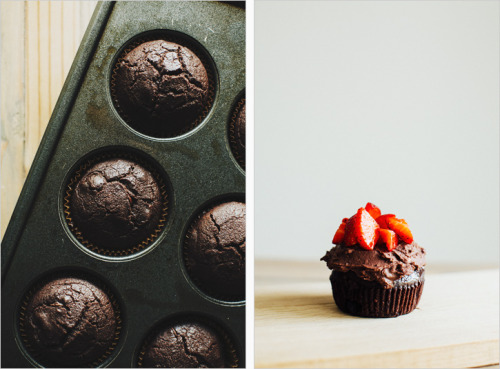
xmin=343 ymin=215 xmax=357 ymax=246
xmin=387 ymin=217 xmax=413 ymax=244
xmin=376 ymin=214 xmax=396 ymax=229
xmin=365 ymin=202 xmax=381 ymax=219
xmin=379 ymin=229 xmax=398 ymax=251
xmin=332 ymin=222 xmax=346 ymax=244
xmin=354 ymin=208 xmax=380 ymax=250
xmin=342 ymin=218 xmax=349 ymax=223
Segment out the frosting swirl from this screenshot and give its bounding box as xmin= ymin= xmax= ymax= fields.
xmin=321 ymin=242 xmax=426 ymax=288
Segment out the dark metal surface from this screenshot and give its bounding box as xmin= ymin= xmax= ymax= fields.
xmin=1 ymin=1 xmax=245 ymax=367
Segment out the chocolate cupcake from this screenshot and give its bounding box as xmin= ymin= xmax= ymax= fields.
xmin=19 ymin=277 xmax=120 ymax=367
xmin=184 ymin=201 xmax=245 ymax=301
xmin=112 ymin=39 xmax=212 ymax=137
xmin=66 ymin=157 xmax=167 ymax=255
xmin=321 ymin=203 xmax=426 ymax=318
xmin=229 ymin=98 xmax=245 ymax=169
xmin=139 ymin=320 xmax=236 ymax=368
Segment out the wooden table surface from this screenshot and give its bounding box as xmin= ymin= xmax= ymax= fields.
xmin=255 ymin=260 xmax=499 ymax=368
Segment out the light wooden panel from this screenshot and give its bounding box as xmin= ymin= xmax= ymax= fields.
xmin=38 ymin=1 xmax=50 ymax=147
xmin=25 ymin=2 xmax=41 ymax=172
xmin=1 ymin=1 xmax=26 ymax=240
xmin=1 ymin=1 xmax=97 ymax=237
xmin=255 ymin=268 xmax=500 ymax=368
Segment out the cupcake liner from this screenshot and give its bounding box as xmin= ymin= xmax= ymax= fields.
xmin=64 ymin=150 xmax=169 ymax=257
xmin=183 ymin=200 xmax=246 ymax=303
xmin=18 ymin=273 xmax=122 ymax=368
xmin=137 ymin=315 xmax=239 ymax=368
xmin=330 ymin=270 xmax=425 ymax=318
xmin=228 ymin=97 xmax=245 ymax=170
xmin=110 ymin=32 xmax=216 ymax=138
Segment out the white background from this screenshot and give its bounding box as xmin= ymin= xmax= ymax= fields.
xmin=255 ymin=0 xmax=499 ymax=265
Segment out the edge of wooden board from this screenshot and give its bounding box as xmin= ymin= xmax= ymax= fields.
xmin=256 ymin=339 xmax=499 ymax=368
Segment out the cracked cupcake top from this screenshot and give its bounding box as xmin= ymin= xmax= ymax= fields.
xmin=70 ymin=158 xmax=162 ymax=250
xmin=113 ymin=39 xmax=210 ymax=137
xmin=22 ymin=277 xmax=117 ymax=367
xmin=184 ymin=201 xmax=245 ymax=301
xmin=141 ymin=321 xmax=228 ymax=368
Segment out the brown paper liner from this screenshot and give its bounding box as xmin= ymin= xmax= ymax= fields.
xmin=110 ymin=32 xmax=216 ymax=138
xmin=228 ymin=97 xmax=245 ymax=170
xmin=137 ymin=316 xmax=239 ymax=368
xmin=330 ymin=270 xmax=424 ymax=318
xmin=64 ymin=150 xmax=169 ymax=257
xmin=18 ymin=273 xmax=122 ymax=368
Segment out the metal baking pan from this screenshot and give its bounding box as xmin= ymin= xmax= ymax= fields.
xmin=1 ymin=1 xmax=245 ymax=367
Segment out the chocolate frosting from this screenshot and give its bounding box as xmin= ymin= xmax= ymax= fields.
xmin=321 ymin=242 xmax=426 ymax=288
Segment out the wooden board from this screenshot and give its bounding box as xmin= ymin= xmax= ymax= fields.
xmin=1 ymin=1 xmax=97 ymax=238
xmin=255 ymin=269 xmax=499 ymax=368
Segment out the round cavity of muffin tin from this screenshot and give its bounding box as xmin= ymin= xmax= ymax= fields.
xmin=182 ymin=195 xmax=246 ymax=304
xmin=136 ymin=314 xmax=239 ymax=368
xmin=227 ymin=91 xmax=246 ymax=171
xmin=17 ymin=269 xmax=124 ymax=368
xmin=61 ymin=147 xmax=171 ymax=260
xmin=110 ymin=29 xmax=218 ymax=139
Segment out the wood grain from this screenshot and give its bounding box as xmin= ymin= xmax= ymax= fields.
xmin=255 ymin=269 xmax=499 ymax=368
xmin=0 ymin=1 xmax=97 ymax=237
xmin=25 ymin=1 xmax=41 ymax=172
xmin=1 ymin=1 xmax=26 ymax=241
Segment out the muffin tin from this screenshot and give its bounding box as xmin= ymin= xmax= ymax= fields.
xmin=1 ymin=2 xmax=245 ymax=367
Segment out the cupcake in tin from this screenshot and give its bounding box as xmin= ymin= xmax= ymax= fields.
xmin=228 ymin=98 xmax=246 ymax=170
xmin=19 ymin=276 xmax=121 ymax=367
xmin=65 ymin=155 xmax=168 ymax=256
xmin=321 ymin=202 xmax=426 ymax=318
xmin=138 ymin=319 xmax=238 ymax=368
xmin=112 ymin=39 xmax=213 ymax=138
xmin=184 ymin=201 xmax=246 ymax=302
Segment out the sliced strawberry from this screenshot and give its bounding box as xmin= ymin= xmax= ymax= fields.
xmin=387 ymin=217 xmax=413 ymax=244
xmin=365 ymin=202 xmax=381 ymax=219
xmin=354 ymin=208 xmax=380 ymax=250
xmin=332 ymin=222 xmax=346 ymax=244
xmin=379 ymin=229 xmax=398 ymax=251
xmin=343 ymin=215 xmax=357 ymax=246
xmin=376 ymin=235 xmax=385 ymax=245
xmin=376 ymin=214 xmax=396 ymax=229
